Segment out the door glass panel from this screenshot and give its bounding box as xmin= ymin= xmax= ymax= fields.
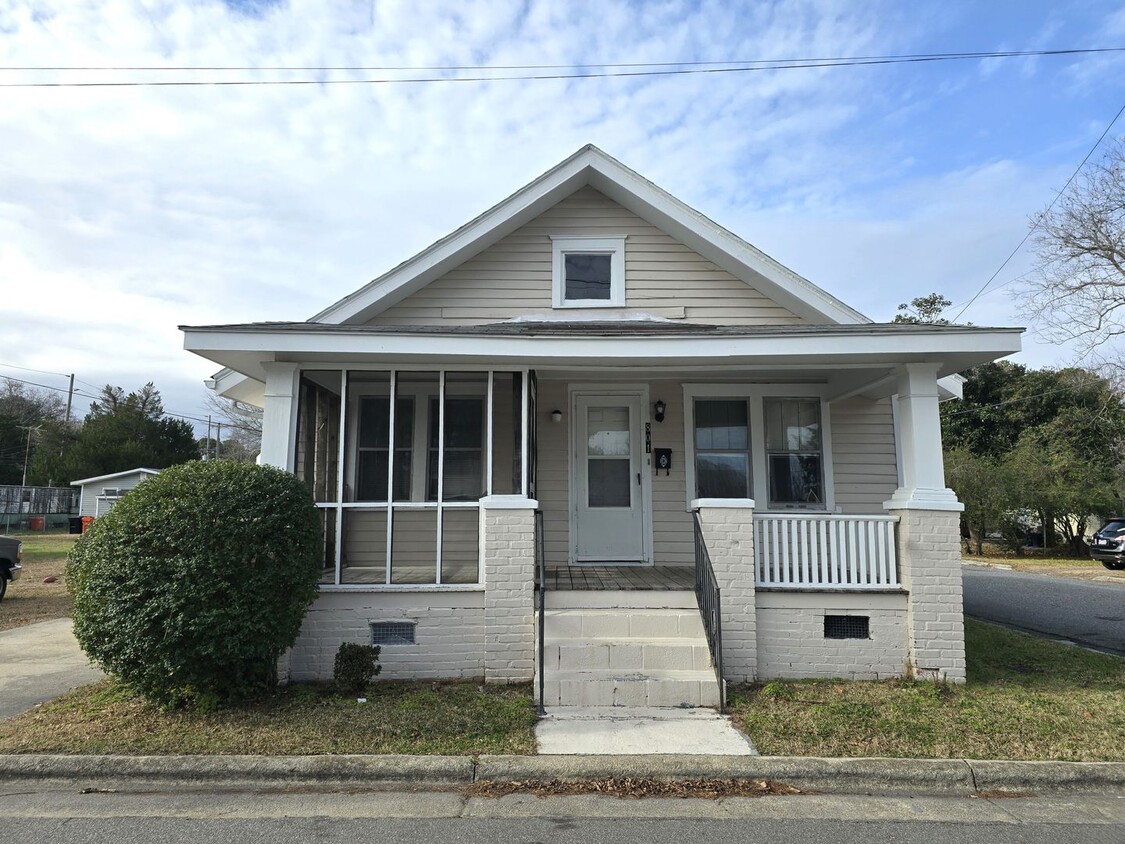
xmin=588 ymin=459 xmax=631 ymax=507
xmin=586 ymin=405 xmax=632 ymax=508
xmin=587 ymin=406 xmax=630 ymax=456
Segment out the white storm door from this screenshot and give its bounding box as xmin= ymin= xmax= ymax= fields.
xmin=573 ymin=394 xmax=648 ymax=564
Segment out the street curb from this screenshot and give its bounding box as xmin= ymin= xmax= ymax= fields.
xmin=1 ymin=754 xmax=1123 ymax=795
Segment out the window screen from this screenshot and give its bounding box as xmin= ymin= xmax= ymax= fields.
xmin=694 ymin=399 xmax=750 ymax=498
xmin=564 ymin=253 xmax=612 ymax=300
xmin=764 ymin=398 xmax=823 ymax=506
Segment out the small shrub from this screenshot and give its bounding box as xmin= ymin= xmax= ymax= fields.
xmin=334 ymin=642 xmax=382 ymax=693
xmin=66 ymin=461 xmax=322 ymax=709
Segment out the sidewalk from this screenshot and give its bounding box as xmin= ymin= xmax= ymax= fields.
xmin=0 ymin=618 xmax=104 ymax=720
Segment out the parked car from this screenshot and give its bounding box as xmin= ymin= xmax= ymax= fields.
xmin=1089 ymin=518 xmax=1125 ymax=570
xmin=0 ymin=534 xmax=23 ymax=601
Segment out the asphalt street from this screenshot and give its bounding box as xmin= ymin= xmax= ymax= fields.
xmin=962 ymin=567 xmax=1125 ymax=656
xmin=1 ymin=788 xmax=1124 ymax=844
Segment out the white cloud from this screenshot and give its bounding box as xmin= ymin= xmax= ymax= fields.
xmin=0 ymin=0 xmax=1119 ymax=424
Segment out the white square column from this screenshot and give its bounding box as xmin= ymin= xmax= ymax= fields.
xmin=260 ymin=362 xmax=301 ymax=471
xmin=884 ymin=363 xmax=966 ymax=683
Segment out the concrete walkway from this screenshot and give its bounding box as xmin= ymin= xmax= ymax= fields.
xmin=0 ymin=618 xmax=104 ymax=720
xmin=536 ymin=707 xmax=757 ymax=755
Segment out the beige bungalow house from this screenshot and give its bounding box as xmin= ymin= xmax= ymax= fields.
xmin=183 ymin=146 xmax=1021 ymax=710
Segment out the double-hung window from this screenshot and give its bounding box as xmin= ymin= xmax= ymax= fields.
xmin=693 ymin=399 xmax=751 ymax=499
xmin=764 ymin=398 xmax=824 ymax=507
xmin=551 ymin=236 xmax=626 ymax=308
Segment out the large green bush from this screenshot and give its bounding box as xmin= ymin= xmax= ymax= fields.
xmin=66 ymin=460 xmax=322 ymax=708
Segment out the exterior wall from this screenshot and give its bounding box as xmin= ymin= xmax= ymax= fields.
xmin=288 ymin=591 xmax=486 ymax=681
xmin=830 ymin=397 xmax=899 ymax=514
xmin=755 ymin=592 xmax=908 ymax=680
xmin=369 ymin=187 xmax=805 ymax=327
xmin=78 ymin=471 xmax=155 ymax=518
xmin=891 ymin=507 xmax=967 ymax=683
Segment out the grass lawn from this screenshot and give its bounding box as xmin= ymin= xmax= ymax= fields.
xmin=0 ymin=531 xmax=78 ymax=631
xmin=962 ymin=544 xmax=1124 ymax=583
xmin=731 ymin=619 xmax=1125 ymax=761
xmin=0 ymin=680 xmax=537 ymax=756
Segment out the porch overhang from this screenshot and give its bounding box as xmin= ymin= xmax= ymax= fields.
xmin=182 ymin=321 xmax=1022 ymax=402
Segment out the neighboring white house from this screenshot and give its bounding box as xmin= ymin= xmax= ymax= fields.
xmin=71 ymin=468 xmax=160 ymax=518
xmin=182 ymin=145 xmax=1022 ymax=708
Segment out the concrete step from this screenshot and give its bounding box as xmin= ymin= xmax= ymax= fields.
xmin=545 ymin=589 xmax=697 ymax=610
xmin=543 ymin=608 xmax=707 ymax=640
xmin=539 ymin=669 xmax=722 ymax=708
xmin=544 ymin=639 xmax=713 ymax=672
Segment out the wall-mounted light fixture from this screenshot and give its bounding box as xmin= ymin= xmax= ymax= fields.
xmin=551 ymin=409 xmax=563 ymax=423
xmin=654 ymin=400 xmax=666 ymax=423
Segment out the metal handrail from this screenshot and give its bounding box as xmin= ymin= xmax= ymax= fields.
xmin=535 ymin=508 xmax=546 ymax=716
xmin=692 ymin=509 xmax=725 ymax=713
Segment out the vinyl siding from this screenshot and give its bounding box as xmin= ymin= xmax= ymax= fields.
xmin=829 ymin=397 xmax=900 ymax=514
xmin=77 ymin=471 xmax=156 ymax=518
xmin=369 ymin=186 xmax=805 ymax=327
xmin=536 ymin=383 xmax=897 ymax=566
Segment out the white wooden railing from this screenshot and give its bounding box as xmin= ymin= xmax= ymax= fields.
xmin=753 ymin=514 xmax=900 ymax=590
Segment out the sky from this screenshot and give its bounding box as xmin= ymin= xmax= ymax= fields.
xmin=2 ymin=0 xmax=1125 ymax=430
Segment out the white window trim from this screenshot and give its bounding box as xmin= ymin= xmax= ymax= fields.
xmin=682 ymin=383 xmax=835 ymax=513
xmin=550 ymin=235 xmax=627 ymax=308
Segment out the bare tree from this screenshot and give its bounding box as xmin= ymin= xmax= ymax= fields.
xmin=204 ymin=391 xmax=263 ymax=458
xmin=1023 ymin=140 xmax=1125 ymax=358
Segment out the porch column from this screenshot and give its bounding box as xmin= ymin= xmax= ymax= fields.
xmin=260 ymin=362 xmax=301 ymax=471
xmin=481 ymin=495 xmax=538 ymax=684
xmin=691 ymin=498 xmax=757 ymax=683
xmin=883 ymin=363 xmax=966 ymax=683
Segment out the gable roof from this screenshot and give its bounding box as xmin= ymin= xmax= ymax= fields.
xmin=312 ymin=145 xmax=869 ymax=326
xmin=70 ymin=468 xmax=161 ymax=487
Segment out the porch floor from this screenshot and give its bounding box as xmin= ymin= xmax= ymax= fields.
xmin=542 ymin=565 xmax=694 ymax=591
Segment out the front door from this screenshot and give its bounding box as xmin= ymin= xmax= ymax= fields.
xmin=571 ymin=392 xmax=649 ymax=564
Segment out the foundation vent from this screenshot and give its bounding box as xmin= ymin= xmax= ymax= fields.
xmin=370 ymin=621 xmax=416 ymax=646
xmin=824 ymin=615 xmax=869 ymax=640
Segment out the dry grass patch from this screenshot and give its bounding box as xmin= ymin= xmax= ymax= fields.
xmin=0 ymin=532 xmax=77 ymax=631
xmin=0 ymin=680 xmax=536 ymax=756
xmin=731 ymin=619 xmax=1125 ymax=761
xmin=466 ymin=778 xmax=804 ymax=799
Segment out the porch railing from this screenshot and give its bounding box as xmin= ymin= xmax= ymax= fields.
xmin=691 ymin=510 xmax=725 ymax=714
xmin=753 ymin=513 xmax=900 ymax=590
xmin=534 ymin=508 xmax=546 ymax=716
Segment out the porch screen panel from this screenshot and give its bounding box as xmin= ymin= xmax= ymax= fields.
xmin=346 ymin=372 xmax=413 ymax=502
xmin=440 ymin=507 xmax=479 ymax=584
xmin=490 ymin=372 xmax=522 ymax=495
xmin=342 ymin=509 xmax=388 ymax=584
xmin=694 ymin=399 xmax=751 ymax=498
xmin=433 ymin=372 xmax=488 ymax=502
xmin=316 ymin=508 xmax=337 ymax=585
xmin=390 ymin=508 xmax=438 ymax=584
xmin=395 ymin=372 xmax=439 ymax=503
xmin=764 ymin=398 xmax=824 ymax=507
xmin=295 ymin=371 xmax=341 ymax=503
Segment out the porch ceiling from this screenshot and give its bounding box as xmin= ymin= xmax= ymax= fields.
xmin=182 ymin=321 xmax=1022 ymax=402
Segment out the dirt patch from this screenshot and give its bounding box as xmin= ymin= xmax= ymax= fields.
xmin=465 ymin=777 xmax=805 ymax=799
xmin=0 ymin=535 xmax=76 ymax=631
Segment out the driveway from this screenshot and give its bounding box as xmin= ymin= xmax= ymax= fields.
xmin=0 ymin=618 xmax=105 ymax=720
xmin=963 ymin=567 xmax=1125 ymax=656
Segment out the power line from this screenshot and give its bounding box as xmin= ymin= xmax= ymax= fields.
xmin=4 ymin=47 xmax=1122 ymax=73
xmin=951 ymin=98 xmax=1125 ymax=323
xmin=0 ymin=362 xmax=72 ymax=380
xmin=2 ymin=46 xmax=1123 ymax=88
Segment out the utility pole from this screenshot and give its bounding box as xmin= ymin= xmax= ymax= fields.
xmin=205 ymin=415 xmax=212 ymax=461
xmin=19 ymin=425 xmax=41 ymax=486
xmin=215 ymin=423 xmax=222 ymax=460
xmin=65 ymin=374 xmax=75 ymax=423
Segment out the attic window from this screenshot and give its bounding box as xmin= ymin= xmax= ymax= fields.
xmin=551 ymin=236 xmax=626 ymax=308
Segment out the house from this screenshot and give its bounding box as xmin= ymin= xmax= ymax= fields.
xmin=71 ymin=468 xmax=160 ymax=518
xmin=182 ymin=146 xmax=1021 ymax=707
